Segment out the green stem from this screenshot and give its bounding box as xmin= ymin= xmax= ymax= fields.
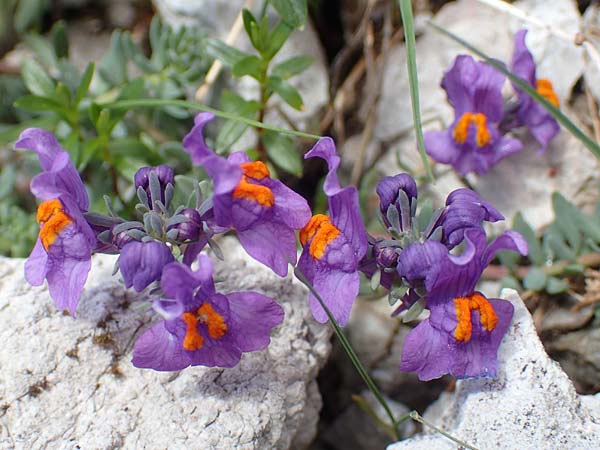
xmin=101 ymin=98 xmax=322 ymax=141
xmin=409 ymin=411 xmax=480 ymax=450
xmin=293 ymin=266 xmax=401 ymax=440
xmin=397 ymin=0 xmax=434 ymax=182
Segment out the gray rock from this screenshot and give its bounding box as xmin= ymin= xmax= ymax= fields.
xmin=0 ymin=238 xmax=331 ymax=449
xmin=387 ymin=289 xmax=600 ymax=450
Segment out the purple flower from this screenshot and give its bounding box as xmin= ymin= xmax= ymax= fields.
xmin=437 ymin=188 xmax=504 ymax=248
xmin=132 ymin=255 xmax=284 ymax=370
xmin=16 ymin=129 xmax=96 ymax=315
xmin=297 ymin=138 xmax=368 ymax=326
xmin=509 ymin=29 xmax=560 ymax=153
xmin=398 ymin=229 xmax=527 ymax=380
xmin=424 ymin=55 xmax=523 ymax=175
xmin=118 ymin=240 xmax=174 ymax=292
xmin=183 ymin=113 xmax=312 ymax=277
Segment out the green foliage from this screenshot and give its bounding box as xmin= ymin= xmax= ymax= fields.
xmin=501 ymin=192 xmax=600 ymax=296
xmin=208 ymin=2 xmax=311 ymax=175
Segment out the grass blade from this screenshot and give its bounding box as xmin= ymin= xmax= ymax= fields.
xmin=429 ymin=21 xmax=600 ymax=160
xmin=102 ymin=98 xmax=322 ymax=141
xmin=398 ymin=0 xmax=434 ymax=181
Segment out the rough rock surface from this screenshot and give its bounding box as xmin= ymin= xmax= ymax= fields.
xmin=0 ymin=239 xmax=331 ymax=450
xmin=372 ymin=0 xmax=596 ymax=229
xmin=387 ymin=289 xmax=600 ymax=450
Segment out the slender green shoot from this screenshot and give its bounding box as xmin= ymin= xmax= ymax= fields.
xmin=293 ymin=265 xmax=401 ymax=440
xmin=428 ymin=21 xmax=600 ymax=160
xmin=397 ymin=0 xmax=434 ymax=182
xmin=102 ymin=98 xmax=322 ymax=141
xmin=409 ymin=411 xmax=480 ymax=450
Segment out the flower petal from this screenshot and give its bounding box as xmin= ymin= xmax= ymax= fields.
xmin=132 ymin=321 xmax=191 ymax=371
xmin=118 ymin=241 xmax=174 ymax=292
xmin=24 ymin=238 xmax=48 ymax=286
xmin=400 ymin=319 xmax=453 ymax=381
xmin=482 ymin=229 xmax=528 ymax=267
xmin=227 ymin=291 xmax=284 ymax=352
xmin=237 ymin=219 xmax=297 ymax=276
xmin=308 ymin=268 xmax=359 ymax=326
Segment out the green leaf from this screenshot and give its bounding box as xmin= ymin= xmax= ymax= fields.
xmin=545 ymin=276 xmax=570 ymax=295
xmin=109 ymin=137 xmax=156 ymax=162
xmin=544 ymin=224 xmax=576 ymax=261
xmin=265 ymin=21 xmax=293 ymax=61
xmin=22 ymin=59 xmax=56 ymax=97
xmin=51 ymin=20 xmax=69 ymax=59
xmin=500 ymin=275 xmax=521 ymax=291
xmin=75 ymin=63 xmax=94 ymax=105
xmin=216 ymin=91 xmax=261 ymax=153
xmin=232 ymin=55 xmax=265 ymax=80
xmin=497 ymin=249 xmax=520 ymax=271
xmin=206 ymin=38 xmax=249 ymax=68
xmin=552 ymin=192 xmax=582 ymax=253
xmin=523 ymin=267 xmax=547 ymax=291
xmin=397 ymin=0 xmax=433 ymax=182
xmin=15 ymin=0 xmax=47 ymax=33
xmin=242 ymin=9 xmax=263 ymax=52
xmin=429 ymin=21 xmax=600 ymax=162
xmin=403 ymin=297 xmax=426 ymax=323
xmin=267 ymin=76 xmax=303 ymax=110
xmin=271 ymin=56 xmax=313 ymax=80
xmin=262 ymin=130 xmax=303 ymax=175
xmin=99 ymin=31 xmax=128 ymax=86
xmin=269 ymin=0 xmax=308 ymax=28
xmin=416 ymin=200 xmax=433 ymax=233
xmin=513 ymin=212 xmax=544 ymax=265
xmin=22 ymin=33 xmax=57 ymax=69
xmin=14 ymin=95 xmax=62 ymax=113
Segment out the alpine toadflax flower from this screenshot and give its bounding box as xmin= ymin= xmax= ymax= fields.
xmin=297 ymin=138 xmax=368 ymax=326
xmin=132 ymin=255 xmax=284 ymax=370
xmin=424 ymin=55 xmax=523 ymax=175
xmin=183 ymin=112 xmax=312 ymax=276
xmin=398 ymin=229 xmax=528 ymax=380
xmin=117 ymin=240 xmax=174 ymax=292
xmin=509 ymin=29 xmax=560 ymax=153
xmin=16 ymin=129 xmax=96 ymax=314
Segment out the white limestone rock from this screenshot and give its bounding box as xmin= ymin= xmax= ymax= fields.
xmin=387 ymin=289 xmax=600 ymax=450
xmin=0 ymin=238 xmax=331 ymax=449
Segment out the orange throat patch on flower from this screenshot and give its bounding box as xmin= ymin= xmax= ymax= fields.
xmin=453 ymin=292 xmax=498 ymax=343
xmin=453 ymin=112 xmax=491 ymax=148
xmin=299 ymin=214 xmax=341 ymax=260
xmin=181 ymin=303 xmax=228 ymax=351
xmin=232 ymin=161 xmax=275 ymax=207
xmin=536 ymin=78 xmax=559 ymax=108
xmin=36 ymin=199 xmax=73 ymax=251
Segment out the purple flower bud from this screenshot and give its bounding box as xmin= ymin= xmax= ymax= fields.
xmin=376 ymin=174 xmax=418 ymax=230
xmin=112 ymin=229 xmax=135 ymax=249
xmin=168 ymin=208 xmax=202 ymax=241
xmin=134 ymin=165 xmax=175 ymax=206
xmin=374 ymin=244 xmax=398 ymax=269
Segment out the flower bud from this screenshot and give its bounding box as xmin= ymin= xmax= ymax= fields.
xmin=168 ymin=208 xmax=202 ymax=241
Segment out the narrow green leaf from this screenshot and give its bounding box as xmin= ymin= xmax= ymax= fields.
xmin=262 ymin=130 xmax=303 ymax=175
xmin=270 ymin=0 xmax=307 ymax=28
xmin=22 ymin=59 xmax=56 ymax=97
xmin=271 ymin=56 xmax=313 ymax=80
xmin=232 ymin=55 xmax=265 ymax=80
xmin=523 ymin=267 xmax=547 ymax=291
xmin=544 ymin=224 xmax=576 ymax=261
xmin=102 ymin=98 xmax=323 ymax=141
xmin=429 ymin=21 xmax=600 ymax=161
xmin=14 ymin=0 xmax=46 ymax=33
xmin=75 ymin=63 xmax=95 ymax=105
xmin=22 ymin=33 xmax=57 ymax=69
xmin=242 ymin=9 xmax=263 ymax=52
xmin=513 ymin=212 xmax=544 ymax=265
xmin=99 ymin=31 xmax=128 ymax=86
xmin=206 ymin=38 xmax=249 ymax=68
xmin=265 ymin=21 xmax=293 ymax=61
xmin=216 ymin=91 xmax=261 ymax=153
xmin=397 ymin=0 xmax=433 ymax=181
xmin=14 ymin=95 xmax=62 ymax=113
xmin=552 ymin=193 xmax=581 ymax=253
xmin=51 ymin=20 xmax=69 ymax=59
xmin=267 ymin=76 xmax=304 ymax=110
xmin=403 ymin=298 xmax=426 ymax=323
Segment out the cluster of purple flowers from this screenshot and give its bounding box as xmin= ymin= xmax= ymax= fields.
xmin=425 ymin=29 xmax=561 ymax=176
xmin=20 ymin=112 xmax=526 ymax=380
